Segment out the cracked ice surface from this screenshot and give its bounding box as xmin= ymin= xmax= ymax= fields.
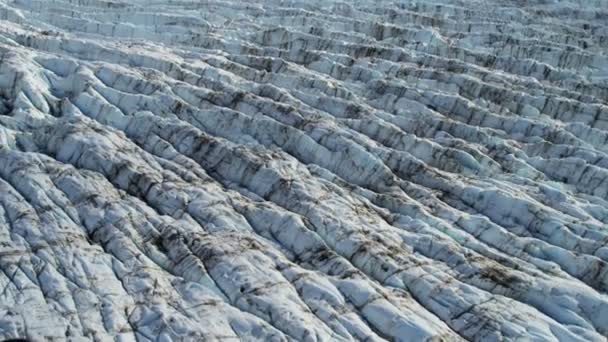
xmin=0 ymin=0 xmax=607 ymax=340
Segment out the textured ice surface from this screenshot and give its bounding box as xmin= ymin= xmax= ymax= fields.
xmin=0 ymin=0 xmax=608 ymax=340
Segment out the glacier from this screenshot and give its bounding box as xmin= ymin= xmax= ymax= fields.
xmin=0 ymin=0 xmax=608 ymax=340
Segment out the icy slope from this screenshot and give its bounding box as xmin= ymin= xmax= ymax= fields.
xmin=0 ymin=0 xmax=608 ymax=340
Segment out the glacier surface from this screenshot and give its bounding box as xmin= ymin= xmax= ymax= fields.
xmin=0 ymin=0 xmax=608 ymax=340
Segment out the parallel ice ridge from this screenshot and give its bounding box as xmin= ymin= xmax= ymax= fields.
xmin=0 ymin=0 xmax=607 ymax=340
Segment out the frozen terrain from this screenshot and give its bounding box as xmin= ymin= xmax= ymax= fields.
xmin=0 ymin=0 xmax=608 ymax=340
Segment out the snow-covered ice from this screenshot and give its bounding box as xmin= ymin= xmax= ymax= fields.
xmin=0 ymin=0 xmax=608 ymax=340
